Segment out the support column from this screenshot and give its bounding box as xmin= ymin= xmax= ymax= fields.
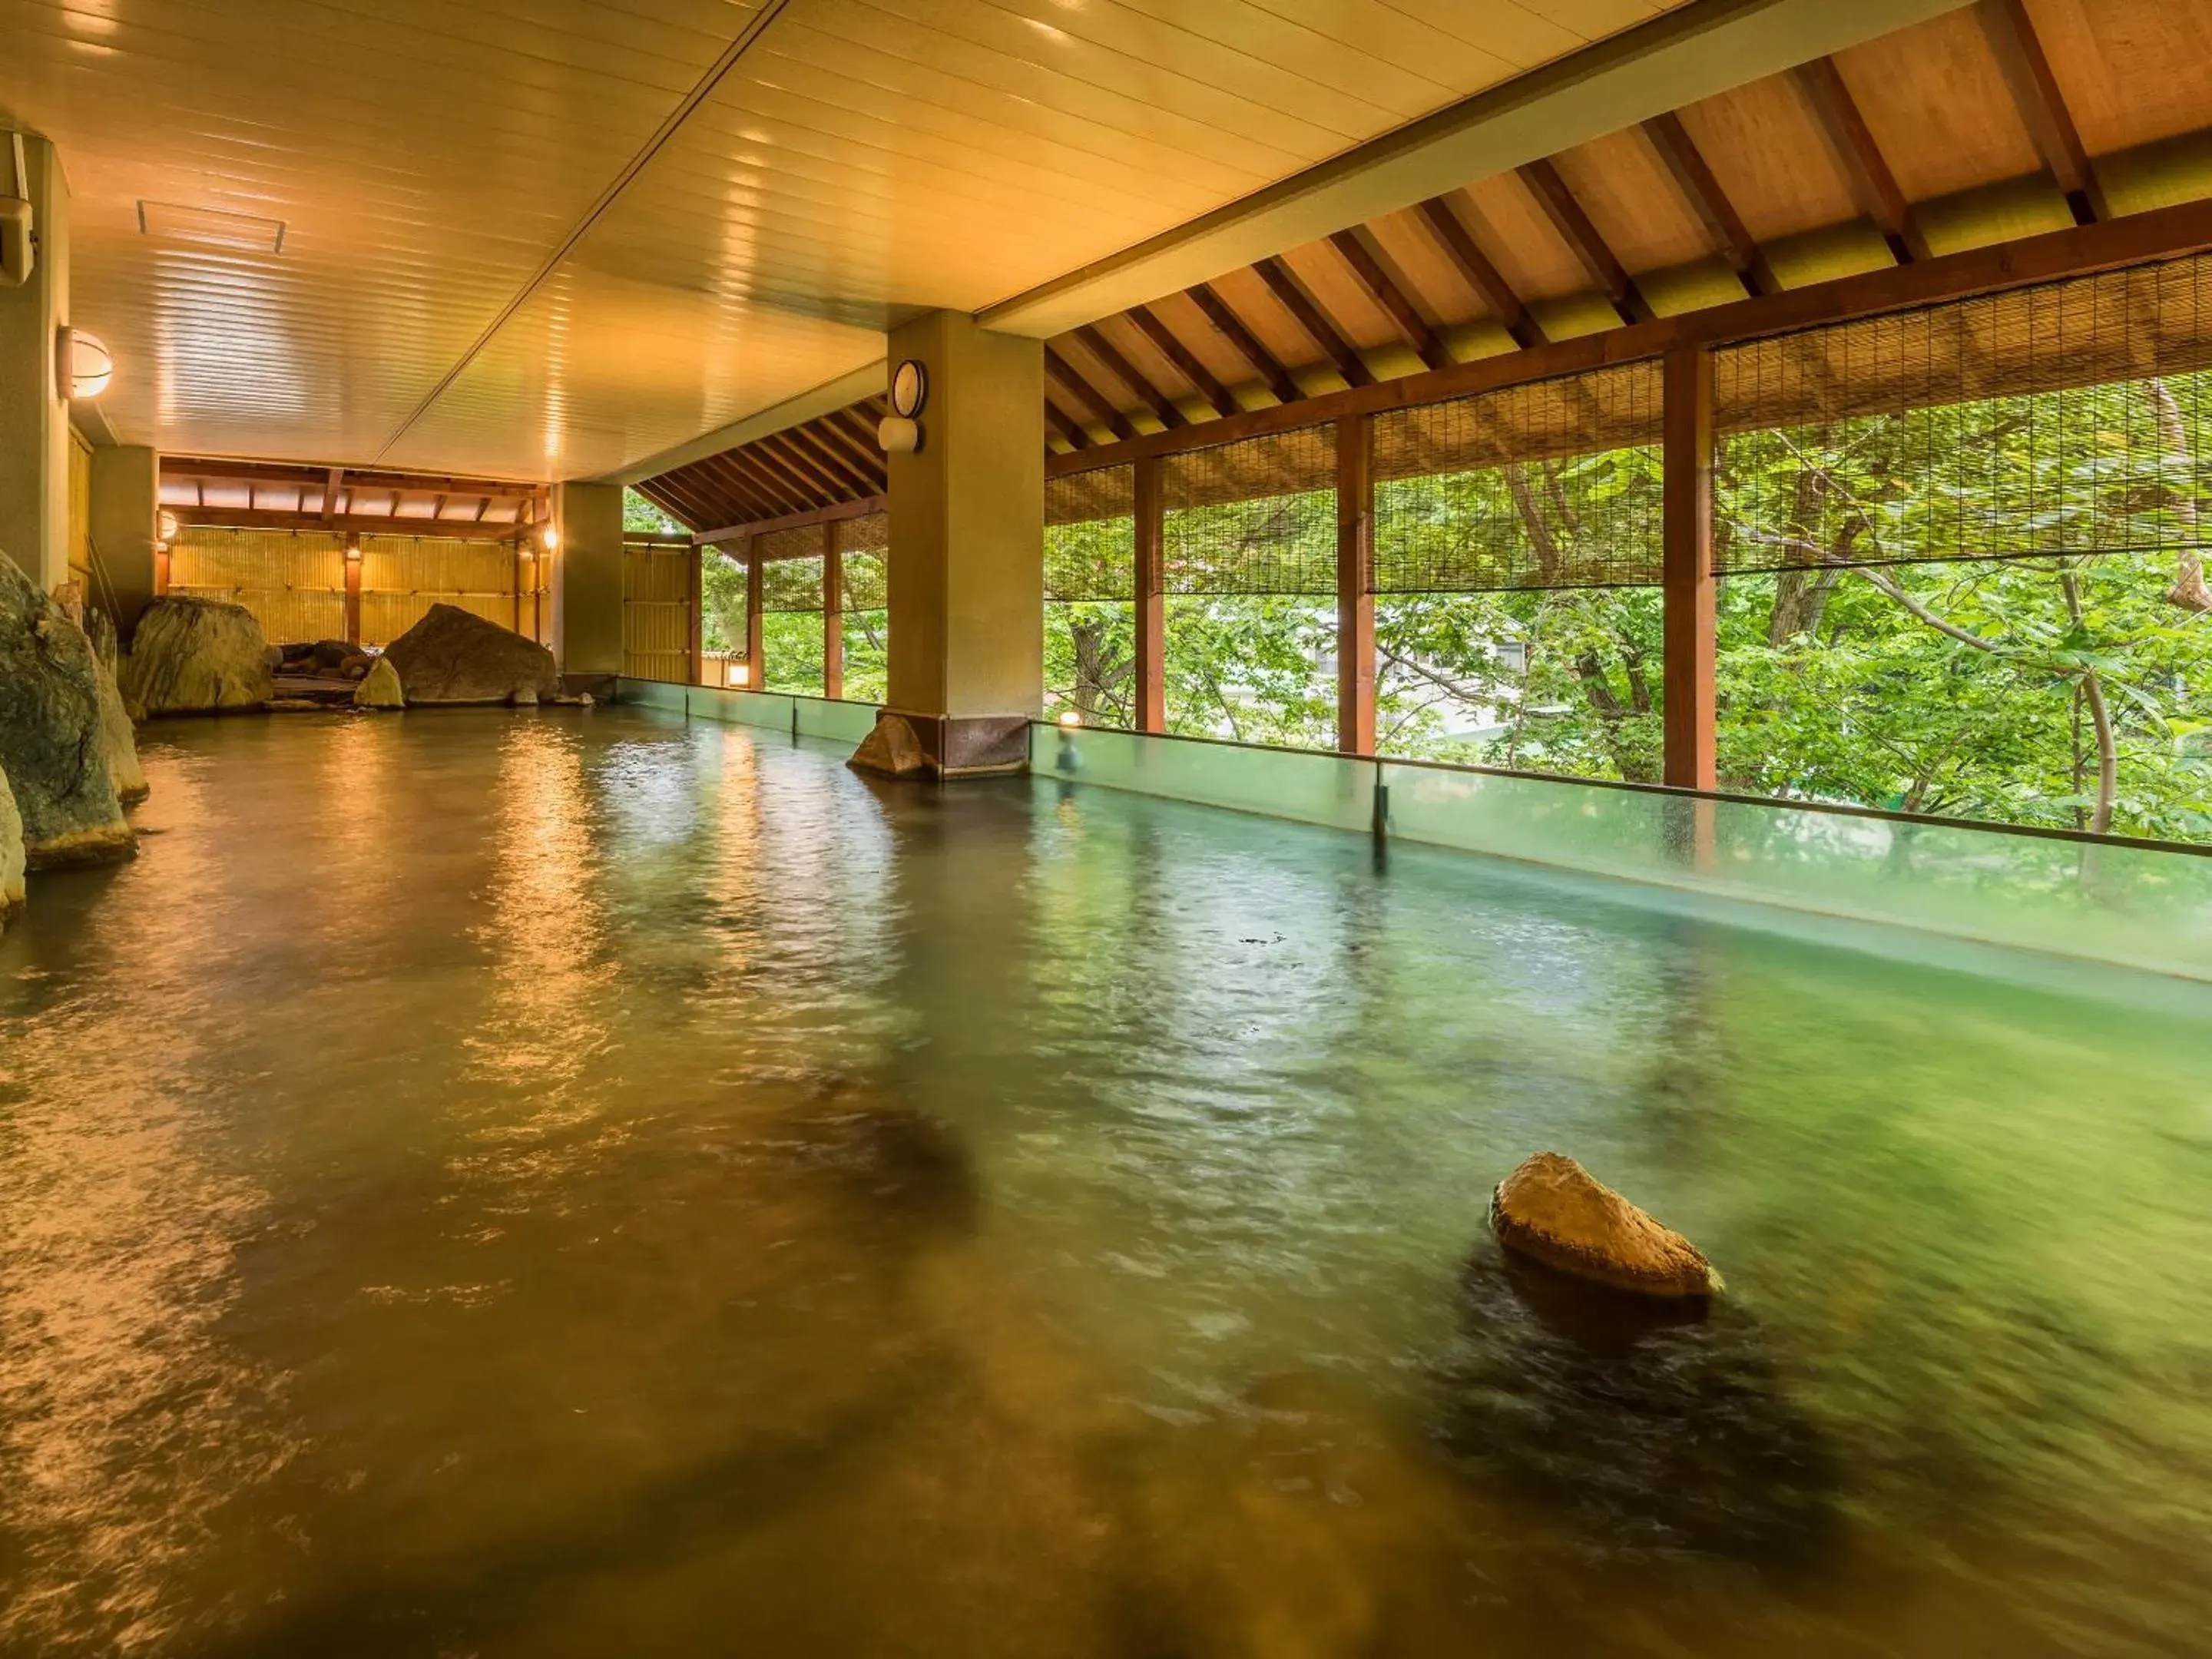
xmin=342 ymin=539 xmax=363 ymax=645
xmin=877 ymin=310 xmax=1045 ymax=776
xmin=743 ymin=538 xmax=763 ymax=688
xmin=0 ymin=134 xmax=71 ymax=591
xmin=551 ymin=480 xmax=623 ymax=681
xmin=1662 ymin=346 xmax=1718 ymax=791
xmin=1336 ymin=416 xmax=1376 ymax=757
xmin=1133 ymin=454 xmax=1165 ymax=733
xmin=88 ymin=442 xmax=158 ymax=634
xmin=823 ymin=520 xmax=845 ymax=700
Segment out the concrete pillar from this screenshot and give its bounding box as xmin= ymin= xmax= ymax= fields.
xmin=551 ymin=481 xmax=623 ymax=680
xmin=89 ymin=444 xmax=159 ymax=635
xmin=882 ymin=311 xmax=1044 ymax=776
xmin=0 ymin=134 xmax=71 ymax=591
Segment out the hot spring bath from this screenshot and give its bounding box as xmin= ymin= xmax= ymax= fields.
xmin=2 ymin=707 xmax=2207 ymax=1657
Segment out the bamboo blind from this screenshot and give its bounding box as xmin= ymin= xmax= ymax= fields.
xmin=622 ymin=542 xmax=693 ymax=684
xmin=1162 ymin=427 xmax=1336 ymax=596
xmin=168 ymin=528 xmax=346 ymax=644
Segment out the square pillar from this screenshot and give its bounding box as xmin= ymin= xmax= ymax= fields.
xmin=1662 ymin=346 xmax=1717 ymax=792
xmin=551 ymin=480 xmax=623 ymax=679
xmin=882 ymin=311 xmax=1044 ymax=775
xmin=89 ymin=442 xmax=159 ymax=635
xmin=0 ymin=134 xmax=71 ymax=591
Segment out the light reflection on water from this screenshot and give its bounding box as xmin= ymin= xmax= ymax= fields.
xmin=1 ymin=707 xmax=2209 ymax=1657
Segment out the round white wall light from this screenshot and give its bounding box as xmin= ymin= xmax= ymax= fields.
xmin=58 ymin=326 xmax=114 ymax=401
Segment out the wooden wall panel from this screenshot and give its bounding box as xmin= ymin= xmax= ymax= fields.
xmin=359 ymin=535 xmax=518 ymax=647
xmin=169 ymin=528 xmax=346 ymax=645
xmin=622 ymin=544 xmax=694 ymax=684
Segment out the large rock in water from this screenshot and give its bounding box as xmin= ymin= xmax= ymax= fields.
xmin=848 ymin=714 xmax=932 ymax=779
xmin=92 ymin=655 xmax=148 ymax=804
xmin=121 ymin=595 xmax=273 ymax=714
xmin=382 ymin=604 xmax=558 ymax=705
xmin=0 ymin=555 xmax=134 ymax=867
xmin=1491 ymin=1152 xmax=1715 ymax=1299
xmin=353 ymin=657 xmax=405 ymax=710
xmin=0 ymin=764 xmax=24 ymax=926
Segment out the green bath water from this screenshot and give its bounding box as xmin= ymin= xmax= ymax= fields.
xmin=2 ymin=707 xmax=2208 ymax=1657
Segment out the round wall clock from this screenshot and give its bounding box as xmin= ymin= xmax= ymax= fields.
xmin=890 ymin=358 xmax=929 ymax=419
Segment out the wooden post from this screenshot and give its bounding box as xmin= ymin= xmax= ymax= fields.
xmin=1662 ymin=346 xmax=1717 ymax=791
xmin=1133 ymin=453 xmax=1164 ymax=732
xmin=743 ymin=538 xmax=764 ymax=689
xmin=823 ymin=522 xmax=844 ymax=700
xmin=687 ymin=543 xmax=705 ymax=685
xmin=343 ymin=539 xmax=363 ymax=647
xmin=1336 ymin=416 xmax=1376 ymax=756
xmin=514 ymin=546 xmax=525 ymax=635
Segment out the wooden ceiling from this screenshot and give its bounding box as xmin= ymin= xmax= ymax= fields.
xmin=161 ymin=459 xmax=548 ymax=543
xmin=640 ymin=0 xmax=2212 ymax=537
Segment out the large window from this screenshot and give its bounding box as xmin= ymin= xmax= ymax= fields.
xmin=839 ymin=512 xmax=889 ymax=704
xmin=1045 ymin=468 xmax=1136 ymax=727
xmin=1162 ymin=427 xmax=1338 ymax=750
xmin=757 ymin=528 xmax=826 ymax=696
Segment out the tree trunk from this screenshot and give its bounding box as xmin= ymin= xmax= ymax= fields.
xmin=2148 ymin=378 xmax=2212 ymax=613
xmin=2061 ymin=568 xmax=2119 ymax=834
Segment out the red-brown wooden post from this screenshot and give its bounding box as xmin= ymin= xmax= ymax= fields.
xmin=1133 ymin=453 xmax=1165 ymax=732
xmin=1336 ymin=416 xmax=1376 ymax=756
xmin=343 ymin=538 xmax=363 ymax=646
xmin=1662 ymin=345 xmax=1717 ymax=790
xmin=743 ymin=538 xmax=764 ymax=689
xmin=687 ymin=541 xmax=705 ymax=684
xmin=823 ymin=522 xmax=844 ymax=700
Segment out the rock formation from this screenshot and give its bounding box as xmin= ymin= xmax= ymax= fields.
xmin=353 ymin=657 xmax=405 ymax=710
xmin=1491 ymin=1151 xmax=1715 ymax=1299
xmin=84 ymin=605 xmax=119 ymax=673
xmin=0 ymin=763 xmax=24 ymax=926
xmin=92 ymin=654 xmax=148 ymax=804
xmin=848 ymin=713 xmax=932 ymax=779
xmin=382 ymin=603 xmax=558 ymax=705
xmin=0 ymin=555 xmax=134 ymax=867
xmin=121 ymin=595 xmax=273 ymax=714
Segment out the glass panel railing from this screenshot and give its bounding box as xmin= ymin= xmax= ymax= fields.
xmin=1033 ymin=724 xmax=2212 ymax=979
xmin=619 ymin=680 xmax=880 ymax=746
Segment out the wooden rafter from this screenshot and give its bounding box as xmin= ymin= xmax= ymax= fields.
xmin=785 ymin=421 xmax=877 ymax=497
xmin=759 ymin=429 xmax=846 ymax=502
xmin=750 ymin=434 xmax=838 ymax=507
xmin=179 ymin=508 xmax=525 ymax=541
xmin=1254 ymin=256 xmax=1375 ymax=387
xmin=724 ymin=448 xmax=812 ymax=516
xmin=1186 ymin=283 xmax=1304 ymax=406
xmin=1043 ymin=396 xmax=1092 ymax=451
xmin=692 ymin=455 xmax=777 ymax=522
xmin=1795 ymin=57 xmax=1931 ymax=263
xmin=1074 ymin=323 xmax=1188 ymax=429
xmin=1641 ymin=112 xmax=1780 ymax=296
xmin=1977 ymin=0 xmax=2105 ymax=226
xmin=1518 ymin=158 xmax=1654 ymax=324
xmin=1046 ymin=348 xmax=1138 ymax=441
xmin=1128 ymin=304 xmax=1238 ymax=419
xmin=1414 ymin=197 xmax=1547 ymax=349
xmin=1327 ymin=230 xmax=1452 ymax=370
xmin=322 ymin=465 xmax=343 ymax=525
xmin=811 ymin=412 xmax=888 ymax=487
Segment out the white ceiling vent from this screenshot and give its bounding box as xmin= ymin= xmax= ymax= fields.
xmin=137 ymin=200 xmax=286 ymax=253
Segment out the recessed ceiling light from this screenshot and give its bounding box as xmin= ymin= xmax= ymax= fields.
xmin=136 ymin=200 xmax=286 ymax=253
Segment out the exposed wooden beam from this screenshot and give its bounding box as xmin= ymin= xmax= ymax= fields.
xmin=1254 ymin=256 xmax=1376 ymax=387
xmin=688 ymin=455 xmax=779 ymax=523
xmin=1128 ymin=305 xmax=1239 ymax=419
xmin=1336 ymin=416 xmax=1376 ymax=756
xmin=1795 ymin=57 xmax=1931 ymax=263
xmin=1047 ymin=194 xmax=2212 ymax=478
xmin=690 ymin=495 xmax=888 ymax=548
xmin=757 ymin=429 xmax=848 ymax=503
xmin=743 ymin=437 xmax=835 ymax=510
xmin=1976 ymin=0 xmax=2106 ymax=227
xmin=177 ymin=509 xmax=526 ymax=542
xmin=1043 ymin=395 xmax=1093 ymax=452
xmin=1518 ymin=157 xmax=1655 ymax=323
xmin=1415 ymin=197 xmax=1548 ymax=349
xmin=1641 ymin=112 xmax=1781 ymax=296
xmin=722 ymin=448 xmax=813 ymax=517
xmin=1074 ymin=323 xmax=1189 ymax=429
xmin=785 ymin=421 xmax=879 ymax=497
xmin=1186 ymin=283 xmax=1306 ymax=407
xmin=1327 ymin=230 xmax=1452 ymax=370
xmin=1662 ymin=346 xmax=1716 ymax=790
xmin=810 ymin=415 xmax=889 ymax=488
xmin=1134 ymin=455 xmax=1164 ymax=731
xmin=322 ymin=466 xmax=344 ymax=526
xmin=1046 ymin=348 xmax=1138 ymax=442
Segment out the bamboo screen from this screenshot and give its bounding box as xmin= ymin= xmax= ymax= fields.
xmin=621 ymin=543 xmax=692 ymax=684
xmin=359 ymin=536 xmax=518 ymax=646
xmin=760 ymin=552 xmax=826 ymax=612
xmin=169 ymin=529 xmax=346 ymax=644
xmin=1162 ymin=427 xmax=1336 ymax=595
xmin=67 ymin=429 xmax=92 ymax=594
xmin=1716 ymin=252 xmax=2212 ymax=573
xmin=1045 ymin=465 xmax=1134 ymax=602
xmin=1372 ymin=362 xmax=1664 ymax=591
xmin=839 ymin=512 xmax=889 ymax=611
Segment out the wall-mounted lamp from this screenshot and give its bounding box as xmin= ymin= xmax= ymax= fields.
xmin=731 ymin=662 xmax=752 ymax=687
xmin=540 ymin=524 xmax=560 ymax=553
xmin=343 ymin=538 xmax=363 ymax=563
xmin=57 ymin=325 xmax=114 ymax=401
xmin=156 ymin=508 xmax=180 ymax=545
xmin=1056 ymin=710 xmax=1083 ymax=728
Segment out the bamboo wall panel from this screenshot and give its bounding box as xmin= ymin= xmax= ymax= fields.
xmin=67 ymin=428 xmax=92 ymax=593
xmin=623 ymin=543 xmax=693 ymax=684
xmin=359 ymin=535 xmax=519 ymax=647
xmin=168 ymin=528 xmax=346 ymax=644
